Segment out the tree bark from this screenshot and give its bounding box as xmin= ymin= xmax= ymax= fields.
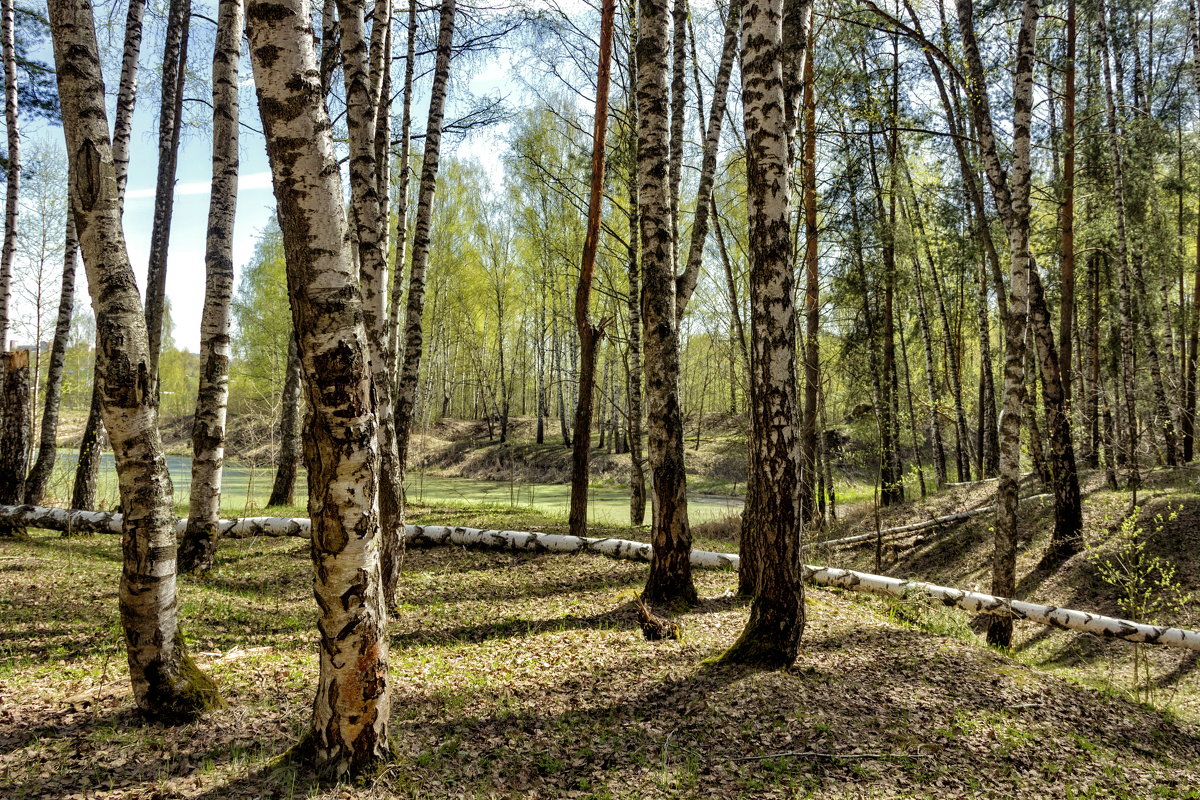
xmin=336 ymin=0 xmax=403 ymax=610
xmin=910 ymin=233 xmax=947 ymax=489
xmin=1060 ymin=0 xmax=1076 ymax=408
xmin=956 ymin=0 xmax=1037 ymax=649
xmin=394 ymin=0 xmax=456 ymax=476
xmin=387 ymin=0 xmax=418 ymax=388
xmin=246 ymin=0 xmax=389 ymax=774
xmin=71 ymin=383 xmax=102 ymax=510
xmin=637 ymin=0 xmax=696 ymax=607
xmin=719 ymin=0 xmax=807 ymax=668
xmin=623 ymin=6 xmax=646 ymax=526
xmin=0 ymin=350 xmax=29 ymax=537
xmin=24 ymin=213 xmax=78 ymax=505
xmin=799 ymin=14 xmax=819 ymax=524
xmin=0 ymin=0 xmax=17 ymax=348
xmin=110 ymin=0 xmax=144 ymax=205
xmin=268 ymin=333 xmax=303 ymax=507
xmin=73 ymin=0 xmax=144 ymax=509
xmin=179 ymin=0 xmax=242 ymax=574
xmin=143 ymin=0 xmax=191 ymax=384
xmin=48 ymin=0 xmax=221 ymax=719
xmin=568 ymin=0 xmax=616 ymax=538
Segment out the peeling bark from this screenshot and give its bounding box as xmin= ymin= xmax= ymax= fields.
xmin=247 ymin=0 xmax=389 ymax=775
xmin=720 ymin=0 xmax=807 ymax=668
xmin=47 ymin=0 xmax=220 ymax=719
xmin=637 ymin=0 xmax=696 ymax=606
xmin=337 ymin=0 xmax=403 ymax=609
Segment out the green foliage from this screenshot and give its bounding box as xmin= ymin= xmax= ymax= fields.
xmin=1086 ymin=506 xmax=1193 ymax=705
xmin=230 ymin=219 xmax=292 ymax=414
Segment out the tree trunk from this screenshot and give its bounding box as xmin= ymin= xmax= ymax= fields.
xmin=48 ymin=0 xmax=221 ymax=718
xmin=387 ymin=0 xmax=418 ymax=383
xmin=0 ymin=350 xmax=29 ymax=537
xmin=623 ymin=11 xmax=646 ymax=526
xmin=1060 ymin=0 xmax=1076 ymax=409
xmin=1187 ymin=0 xmax=1200 ymax=464
xmin=1097 ymin=0 xmax=1139 ymax=490
xmin=637 ymin=0 xmax=695 ymax=606
xmin=394 ymin=0 xmax=456 ymax=475
xmin=956 ymin=0 xmax=1038 ymax=649
xmin=110 ymin=0 xmax=145 ymax=205
xmin=246 ymin=0 xmax=390 ymax=774
xmin=674 ymin=0 xmax=739 ymax=318
xmin=719 ymin=0 xmax=807 ymax=667
xmin=268 ymin=334 xmax=303 ymax=506
xmin=336 ymin=0 xmax=403 ymax=610
xmin=568 ymin=0 xmax=616 ymax=538
xmin=0 ymin=0 xmax=18 ymax=347
xmin=72 ymin=382 xmax=102 ymax=510
xmin=143 ymin=0 xmax=190 ymax=384
xmin=25 ymin=214 xmax=78 ymax=505
xmin=799 ymin=13 xmax=820 ymax=524
xmin=911 ymin=240 xmax=947 ymax=489
xmin=179 ymin=0 xmax=242 ymax=574
xmin=12 ymin=501 xmax=1200 ymax=653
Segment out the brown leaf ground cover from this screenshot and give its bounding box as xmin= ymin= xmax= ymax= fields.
xmin=2 ymin=498 xmax=1199 ymax=799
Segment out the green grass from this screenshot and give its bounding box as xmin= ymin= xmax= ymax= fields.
xmin=4 ymin=494 xmax=1200 ymax=798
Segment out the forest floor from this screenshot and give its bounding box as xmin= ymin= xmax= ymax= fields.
xmin=3 ymin=473 xmax=1200 ymax=799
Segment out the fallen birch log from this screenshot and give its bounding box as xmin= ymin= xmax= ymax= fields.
xmin=4 ymin=504 xmax=1198 ymax=651
xmin=803 ymin=565 xmax=1200 ymax=651
xmin=0 ymin=505 xmax=310 ymax=538
xmin=818 ymin=494 xmax=1052 ymax=548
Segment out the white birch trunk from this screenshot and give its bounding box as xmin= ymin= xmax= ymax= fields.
xmin=336 ymin=0 xmax=404 ymax=609
xmin=46 ymin=0 xmax=220 ymax=720
xmin=180 ymin=0 xmax=243 ymax=574
xmin=0 ymin=0 xmax=18 ymax=348
xmin=720 ymin=0 xmax=807 ymax=667
xmin=246 ymin=0 xmax=389 ymax=775
xmin=110 ymin=0 xmax=145 ymax=206
xmin=637 ymin=0 xmax=697 ymax=606
xmin=394 ymin=0 xmax=455 ymax=474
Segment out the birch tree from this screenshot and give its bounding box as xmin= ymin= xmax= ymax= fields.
xmin=955 ymin=0 xmax=1038 ymax=648
xmin=46 ymin=0 xmax=221 ymax=718
xmin=143 ymin=0 xmax=190 ymax=383
xmin=720 ymin=0 xmax=807 ymax=667
xmin=637 ymin=0 xmax=696 ymax=606
xmin=246 ymin=0 xmax=390 ymax=774
xmin=0 ymin=0 xmax=18 ymax=349
xmin=179 ymin=0 xmax=243 ymax=573
xmin=336 ymin=0 xmax=403 ymax=607
xmin=395 ymin=0 xmax=456 ymax=474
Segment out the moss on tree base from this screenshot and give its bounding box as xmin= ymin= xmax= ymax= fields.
xmin=139 ymin=633 xmax=224 ymax=723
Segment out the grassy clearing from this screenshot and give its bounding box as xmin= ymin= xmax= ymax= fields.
xmin=828 ymin=467 xmax=1200 ymax=725
xmin=3 ymin=495 xmax=1200 ymax=799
